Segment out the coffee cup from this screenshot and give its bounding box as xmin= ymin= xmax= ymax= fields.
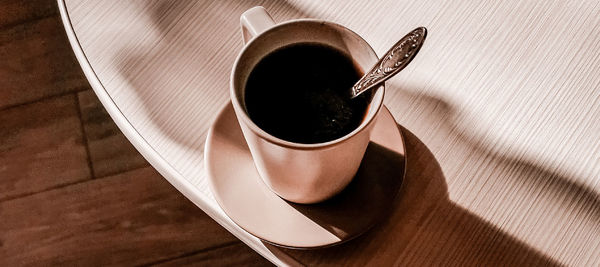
xmin=230 ymin=6 xmax=384 ymax=204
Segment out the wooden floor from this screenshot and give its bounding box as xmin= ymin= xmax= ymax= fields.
xmin=0 ymin=1 xmax=270 ymax=265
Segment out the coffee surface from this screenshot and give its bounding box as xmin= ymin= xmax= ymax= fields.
xmin=245 ymin=43 xmax=371 ymax=144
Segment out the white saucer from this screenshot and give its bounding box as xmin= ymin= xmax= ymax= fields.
xmin=205 ymin=102 xmax=406 ymax=249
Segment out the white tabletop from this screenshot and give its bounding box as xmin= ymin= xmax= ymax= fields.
xmin=59 ymin=0 xmax=600 ymax=265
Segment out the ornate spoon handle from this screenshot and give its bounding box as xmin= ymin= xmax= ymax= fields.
xmin=351 ymin=27 xmax=427 ymax=98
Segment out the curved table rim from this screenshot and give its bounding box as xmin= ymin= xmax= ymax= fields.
xmin=56 ymin=1 xmax=295 ymax=265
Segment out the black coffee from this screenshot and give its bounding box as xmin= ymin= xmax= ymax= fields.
xmin=244 ymin=43 xmax=372 ymax=144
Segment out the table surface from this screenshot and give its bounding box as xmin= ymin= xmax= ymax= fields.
xmin=60 ymin=0 xmax=600 ymax=265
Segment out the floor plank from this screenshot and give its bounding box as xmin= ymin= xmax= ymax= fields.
xmin=151 ymin=243 xmax=272 ymax=267
xmin=0 ymin=1 xmax=267 ymax=265
xmin=78 ymin=90 xmax=149 ymax=178
xmin=0 ymin=94 xmax=90 ymax=200
xmin=0 ymin=0 xmax=56 ymax=29
xmin=0 ymin=167 xmax=243 ymax=266
xmin=0 ymin=14 xmax=90 ymax=109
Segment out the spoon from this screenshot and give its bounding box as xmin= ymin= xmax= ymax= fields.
xmin=351 ymin=27 xmax=427 ymax=98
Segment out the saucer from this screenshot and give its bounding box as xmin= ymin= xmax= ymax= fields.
xmin=205 ymin=102 xmax=406 ymax=249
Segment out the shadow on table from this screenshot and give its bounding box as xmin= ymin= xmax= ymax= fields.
xmin=264 ymin=86 xmax=600 ymax=265
xmin=267 ymin=124 xmax=561 ymax=266
xmin=115 ymin=0 xmax=309 ymax=149
xmin=285 ymin=141 xmax=405 ymax=244
xmin=112 ymin=1 xmax=600 ymax=265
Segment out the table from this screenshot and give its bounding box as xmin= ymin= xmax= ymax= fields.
xmin=58 ymin=0 xmax=600 ymax=265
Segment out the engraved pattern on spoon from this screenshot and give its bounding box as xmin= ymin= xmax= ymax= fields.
xmin=351 ymin=27 xmax=427 ymax=98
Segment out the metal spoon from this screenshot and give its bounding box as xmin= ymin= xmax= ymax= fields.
xmin=351 ymin=27 xmax=427 ymax=98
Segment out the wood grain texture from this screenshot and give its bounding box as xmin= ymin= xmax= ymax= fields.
xmin=0 ymin=167 xmax=247 ymax=266
xmin=62 ymin=0 xmax=600 ymax=265
xmin=0 ymin=14 xmax=89 ymax=109
xmin=78 ymin=89 xmax=149 ymax=177
xmin=0 ymin=1 xmax=276 ymax=265
xmin=0 ymin=94 xmax=90 ymax=200
xmin=0 ymin=0 xmax=56 ymax=29
xmin=151 ymin=243 xmax=272 ymax=267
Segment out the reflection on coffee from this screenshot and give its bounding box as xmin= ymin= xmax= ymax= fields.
xmin=244 ymin=43 xmax=372 ymax=144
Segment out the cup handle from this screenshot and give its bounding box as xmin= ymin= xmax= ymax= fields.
xmin=240 ymin=6 xmax=275 ymax=44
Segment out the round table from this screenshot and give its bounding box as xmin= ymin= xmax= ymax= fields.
xmin=59 ymin=0 xmax=600 ymax=265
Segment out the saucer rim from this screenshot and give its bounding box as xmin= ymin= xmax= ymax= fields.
xmin=205 ymin=101 xmax=407 ymax=249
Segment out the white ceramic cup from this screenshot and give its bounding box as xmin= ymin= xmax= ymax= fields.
xmin=230 ymin=6 xmax=384 ymax=204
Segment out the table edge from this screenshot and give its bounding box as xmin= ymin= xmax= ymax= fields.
xmin=56 ymin=1 xmax=297 ymax=265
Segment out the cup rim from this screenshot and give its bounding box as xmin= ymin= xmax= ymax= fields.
xmin=230 ymin=18 xmax=385 ymax=150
